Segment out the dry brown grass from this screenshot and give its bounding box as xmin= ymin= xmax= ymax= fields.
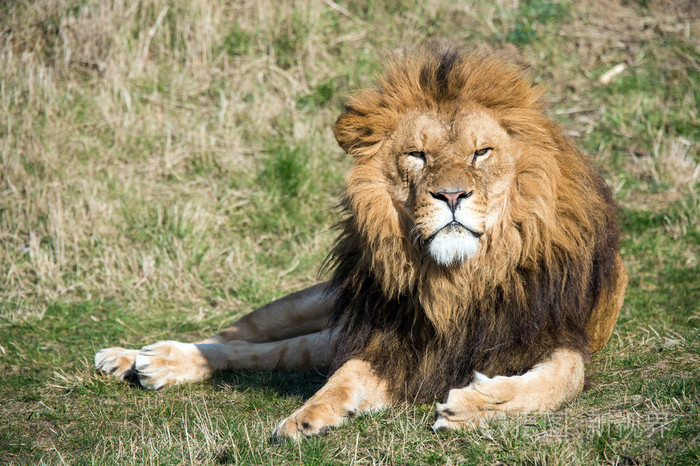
xmin=0 ymin=0 xmax=359 ymax=320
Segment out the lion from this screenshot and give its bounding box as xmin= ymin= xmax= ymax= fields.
xmin=95 ymin=46 xmax=628 ymax=440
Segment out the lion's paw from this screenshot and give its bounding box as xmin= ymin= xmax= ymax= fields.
xmin=432 ymin=372 xmax=511 ymax=431
xmin=134 ymin=341 xmax=211 ymax=390
xmin=271 ymin=404 xmax=338 ymax=442
xmin=95 ymin=347 xmax=139 ymax=381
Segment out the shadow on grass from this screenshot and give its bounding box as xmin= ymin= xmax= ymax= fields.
xmin=209 ymin=368 xmax=327 ymax=399
xmin=106 ymin=362 xmax=327 ymax=400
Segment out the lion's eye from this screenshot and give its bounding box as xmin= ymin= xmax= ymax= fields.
xmin=472 ymin=147 xmax=492 ymax=164
xmin=407 ymin=151 xmax=427 ymax=163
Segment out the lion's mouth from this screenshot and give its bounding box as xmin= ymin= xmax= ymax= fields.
xmin=437 ymin=221 xmax=482 ymax=239
xmin=423 ymin=221 xmax=483 ymax=266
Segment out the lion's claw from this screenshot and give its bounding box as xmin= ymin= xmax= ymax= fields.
xmin=95 ymin=347 xmax=139 ymax=380
xmin=271 ymin=405 xmax=339 ymax=442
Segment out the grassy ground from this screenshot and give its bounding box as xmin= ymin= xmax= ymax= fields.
xmin=1 ymin=0 xmax=698 ymax=463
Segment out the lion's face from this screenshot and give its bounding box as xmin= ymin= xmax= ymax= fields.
xmin=334 ymin=50 xmax=583 ymax=284
xmin=376 ymin=108 xmax=515 ymax=267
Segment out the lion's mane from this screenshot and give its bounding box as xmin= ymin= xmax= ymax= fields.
xmin=326 ymin=47 xmax=622 ymax=401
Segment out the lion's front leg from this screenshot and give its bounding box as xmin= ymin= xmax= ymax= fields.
xmin=272 ymin=359 xmax=390 ymax=441
xmin=432 ymin=348 xmax=585 ymax=431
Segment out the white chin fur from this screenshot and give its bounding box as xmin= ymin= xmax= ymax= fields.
xmin=428 ymin=228 xmax=480 ymax=266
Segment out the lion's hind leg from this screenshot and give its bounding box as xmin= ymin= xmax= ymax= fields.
xmin=432 ymin=348 xmax=585 ymax=431
xmin=204 ymin=282 xmax=334 ymax=344
xmin=95 ymin=283 xmax=336 ymax=386
xmin=105 ymin=330 xmax=338 ymax=390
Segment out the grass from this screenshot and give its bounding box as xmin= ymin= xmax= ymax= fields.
xmin=1 ymin=0 xmax=698 ymax=463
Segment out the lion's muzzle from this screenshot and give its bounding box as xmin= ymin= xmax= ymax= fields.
xmin=430 ymin=189 xmax=474 ymax=214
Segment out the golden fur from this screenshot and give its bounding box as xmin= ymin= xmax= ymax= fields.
xmin=96 ymin=46 xmax=627 ymax=440
xmin=327 ymin=46 xmax=627 ymax=400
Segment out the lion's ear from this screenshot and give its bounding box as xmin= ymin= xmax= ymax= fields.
xmin=334 ymin=91 xmax=389 ymax=159
xmin=334 ymin=111 xmax=374 ymax=155
xmin=334 ymin=109 xmax=387 ymax=159
xmin=334 ymin=110 xmax=362 ymax=154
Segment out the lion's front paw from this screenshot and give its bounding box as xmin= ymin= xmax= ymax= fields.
xmin=432 ymin=372 xmax=511 ymax=431
xmin=271 ymin=404 xmax=339 ymax=442
xmin=95 ymin=347 xmax=139 ymax=381
xmin=134 ymin=341 xmax=212 ymax=390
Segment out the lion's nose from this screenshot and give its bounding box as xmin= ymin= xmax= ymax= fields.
xmin=430 ymin=189 xmax=473 ymax=213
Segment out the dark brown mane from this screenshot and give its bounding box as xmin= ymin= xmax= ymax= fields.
xmin=326 ymin=47 xmax=622 ymax=401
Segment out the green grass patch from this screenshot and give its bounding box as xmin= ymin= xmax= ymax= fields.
xmin=505 ymin=0 xmax=571 ymax=46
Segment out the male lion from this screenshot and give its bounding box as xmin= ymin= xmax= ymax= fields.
xmin=95 ymin=47 xmax=628 ymax=440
